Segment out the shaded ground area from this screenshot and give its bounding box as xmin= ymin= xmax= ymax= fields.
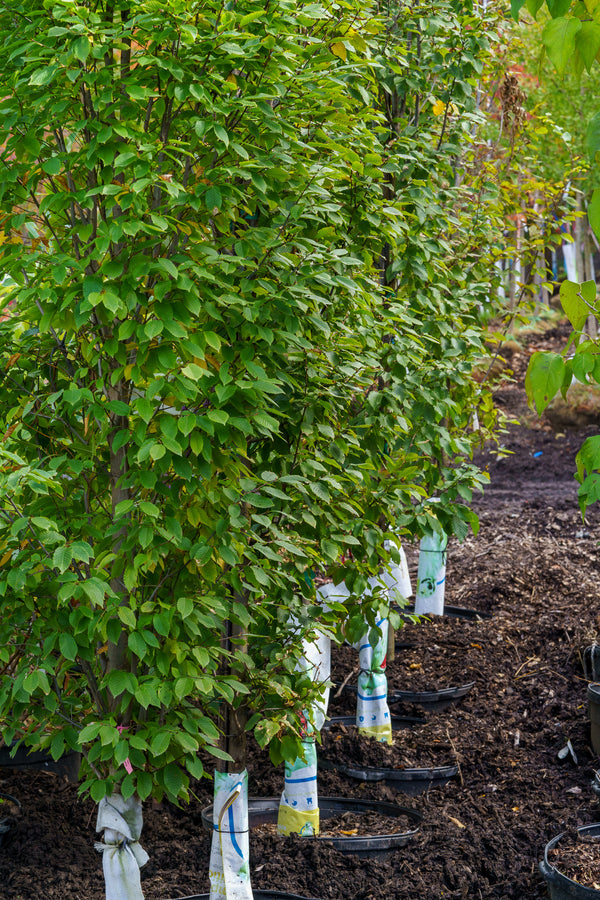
xmin=1 ymin=319 xmax=600 ymax=899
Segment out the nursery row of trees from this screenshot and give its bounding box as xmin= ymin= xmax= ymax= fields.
xmin=515 ymin=1 xmax=600 ymax=512
xmin=0 ymin=1 xmax=577 ymax=898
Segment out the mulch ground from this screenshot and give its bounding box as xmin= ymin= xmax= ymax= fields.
xmin=1 ymin=317 xmax=600 ymax=899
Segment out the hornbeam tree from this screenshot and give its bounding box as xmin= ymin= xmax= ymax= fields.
xmin=0 ymin=1 xmax=509 ymax=898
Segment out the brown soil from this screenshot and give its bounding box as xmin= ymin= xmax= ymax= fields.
xmin=2 ymin=317 xmax=600 ymax=899
xmin=254 ymin=809 xmax=416 ymax=839
xmin=319 ymin=721 xmax=457 ymax=770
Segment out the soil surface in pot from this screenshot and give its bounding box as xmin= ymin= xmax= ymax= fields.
xmin=253 ymin=808 xmax=415 ymax=839
xmin=549 ymin=832 xmax=600 ymax=889
xmin=319 ymin=721 xmax=457 ymax=770
xmin=329 ymin=640 xmax=483 ymax=694
xmin=2 ymin=316 xmax=600 ymax=899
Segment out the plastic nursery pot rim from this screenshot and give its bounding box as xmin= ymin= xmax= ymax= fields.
xmin=388 ymin=681 xmax=475 ymax=712
xmin=319 ymin=756 xmax=458 ymax=797
xmin=334 ymin=680 xmax=475 ymax=711
xmin=540 ymin=821 xmax=600 ymax=898
xmin=0 ymin=743 xmax=80 ymax=782
xmin=168 ymin=893 xmax=318 ymax=900
xmin=393 ymin=602 xmax=492 ymax=621
xmin=200 ymin=796 xmax=422 ymax=858
xmin=322 ymin=715 xmax=425 ymax=731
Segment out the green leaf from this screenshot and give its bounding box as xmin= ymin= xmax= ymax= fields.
xmin=50 ymin=733 xmax=65 ymax=762
xmin=213 ymin=125 xmax=229 ymax=147
xmin=118 ymin=606 xmax=137 ymax=628
xmin=128 ymin=631 xmax=147 ymax=659
xmin=546 ymin=0 xmax=572 ymax=15
xmin=42 ymin=157 xmax=61 ymax=176
xmin=81 ymin=578 xmax=106 ymax=606
xmin=576 ymin=434 xmax=600 ymax=481
xmin=205 ymin=186 xmax=222 ymax=210
xmin=177 ymin=596 xmax=194 ymax=617
xmin=589 ymin=189 xmax=600 ymax=242
xmin=73 ymin=36 xmax=90 ymax=62
xmin=575 ymin=22 xmax=600 ymax=72
xmin=525 ymin=351 xmax=566 ymax=414
xmin=542 ymin=17 xmax=582 ymax=75
xmin=136 ymin=770 xmax=153 ymax=801
xmin=162 ymin=763 xmax=184 ymax=799
xmin=150 ymin=731 xmax=171 ymax=756
xmin=59 ymin=633 xmax=78 ymax=661
xmin=559 ymin=279 xmax=595 ymax=330
xmin=587 ymin=111 xmax=600 ymax=161
xmin=108 ymin=669 xmax=134 ymax=697
xmin=511 ymin=0 xmax=526 ymax=18
xmin=525 ymin=0 xmax=544 ymax=15
xmin=52 ymin=544 xmax=73 ymax=573
xmin=135 ymin=682 xmax=158 ymax=709
xmin=30 ymin=65 xmax=58 ymax=86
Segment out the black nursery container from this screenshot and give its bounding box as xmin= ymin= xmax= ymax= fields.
xmin=201 ymin=796 xmax=422 ymax=860
xmin=540 ymin=822 xmax=600 ymax=898
xmin=320 ymin=716 xmax=457 ymax=796
xmin=0 ymin=743 xmax=80 ymax=782
xmin=588 ymin=683 xmax=600 ymax=756
xmin=0 ymin=793 xmax=21 ymax=847
xmin=172 ymin=894 xmax=318 ymax=900
xmin=333 ymin=680 xmax=475 ymax=712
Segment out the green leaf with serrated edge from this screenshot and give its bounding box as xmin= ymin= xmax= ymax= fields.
xmin=525 ymin=351 xmax=566 ymax=414
xmin=205 ymin=186 xmax=222 ymax=210
xmin=542 ymin=17 xmax=582 ymax=75
xmin=559 ymin=280 xmax=592 ymax=330
xmin=52 ymin=544 xmax=72 ymax=573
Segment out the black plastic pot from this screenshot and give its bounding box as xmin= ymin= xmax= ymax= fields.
xmin=0 ymin=793 xmax=21 ymax=847
xmin=588 ymin=684 xmax=600 ymax=756
xmin=334 ymin=680 xmax=474 ymax=712
xmin=323 ymin=715 xmax=425 ymax=731
xmin=319 ymin=755 xmax=458 ymax=797
xmin=0 ymin=743 xmax=80 ymax=782
xmin=170 ymin=894 xmax=318 ymax=900
xmin=389 ymin=681 xmax=475 ymax=712
xmin=201 ymin=796 xmax=422 ymax=859
xmin=394 ymin=602 xmax=492 ymax=621
xmin=540 ymin=822 xmax=600 ymax=898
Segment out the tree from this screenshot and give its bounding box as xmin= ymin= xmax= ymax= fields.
xmin=0 ymin=2 xmax=521 ymax=898
xmin=514 ymin=1 xmax=600 ymax=512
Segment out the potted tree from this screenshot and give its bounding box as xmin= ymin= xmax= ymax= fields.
xmin=0 ymin=2 xmax=454 ymax=898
